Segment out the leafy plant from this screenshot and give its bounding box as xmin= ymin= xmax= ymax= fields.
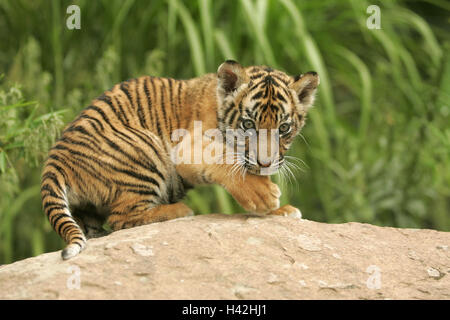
xmin=0 ymin=81 xmax=65 ymax=263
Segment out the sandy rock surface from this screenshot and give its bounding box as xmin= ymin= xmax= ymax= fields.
xmin=0 ymin=214 xmax=449 ymax=299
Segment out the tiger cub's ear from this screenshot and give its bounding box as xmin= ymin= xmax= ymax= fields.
xmin=289 ymin=71 xmax=320 ymax=109
xmin=217 ymin=60 xmax=248 ymax=95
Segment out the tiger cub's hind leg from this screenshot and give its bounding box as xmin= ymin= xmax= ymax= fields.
xmin=107 ymin=197 xmax=193 ymax=231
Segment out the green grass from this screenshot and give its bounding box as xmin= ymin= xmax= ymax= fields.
xmin=0 ymin=0 xmax=449 ymax=264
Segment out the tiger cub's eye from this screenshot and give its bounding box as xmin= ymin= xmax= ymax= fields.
xmin=241 ymin=119 xmax=255 ymax=131
xmin=279 ymin=123 xmax=291 ymax=134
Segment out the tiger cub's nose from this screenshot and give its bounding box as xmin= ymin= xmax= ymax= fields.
xmin=257 ymin=159 xmax=272 ymax=168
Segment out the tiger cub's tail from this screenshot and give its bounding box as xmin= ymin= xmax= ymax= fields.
xmin=41 ymin=166 xmax=86 ymax=260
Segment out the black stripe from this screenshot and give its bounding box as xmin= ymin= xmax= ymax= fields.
xmin=128 ymin=199 xmax=156 ymax=211
xmin=276 ymin=91 xmax=287 ymax=103
xmin=73 ymin=242 xmax=83 ymax=249
xmin=135 ymin=78 xmax=148 ymax=128
xmin=143 ymin=77 xmax=153 ymax=117
xmin=150 ymin=78 xmax=163 ymax=138
xmin=65 ymin=125 xmax=100 ymax=144
xmin=120 ymin=82 xmax=133 ymax=106
xmin=245 ymin=109 xmax=255 ymax=118
xmin=78 ymin=114 xmax=105 ymax=131
xmin=266 ymin=75 xmax=283 ymax=88
xmin=56 ymin=219 xmax=73 ymax=234
xmin=251 ymin=101 xmax=262 ymax=112
xmin=239 ymin=101 xmax=244 ymax=114
xmin=250 ymin=73 xmax=265 ymax=80
xmin=113 ymin=180 xmax=159 ymax=192
xmin=50 ymin=212 xmax=71 ymax=226
xmin=47 ymin=209 xmax=67 ymax=224
xmin=126 ymin=189 xmax=159 ymax=196
xmin=160 ymin=80 xmax=170 ymax=134
xmin=248 ymin=78 xmax=267 ymax=91
xmin=59 ymin=221 xmax=77 ymax=236
xmin=113 ymin=95 xmax=130 ymax=125
xmin=272 ymin=74 xmax=289 ymax=86
xmin=116 ymin=168 xmax=160 ymax=188
xmin=278 ymin=102 xmax=286 ymax=114
xmin=174 ymin=80 xmax=181 ymax=129
xmin=251 ymin=91 xmax=263 ymax=100
xmin=228 ymin=109 xmax=238 ymax=125
xmin=66 ymin=228 xmax=83 ymax=237
xmin=42 ymin=171 xmax=63 ymax=191
xmin=45 ymin=205 xmax=67 ymax=212
xmin=96 ymin=94 xmax=123 ymax=124
xmin=48 ymin=154 xmax=84 ymax=185
xmin=46 ymin=162 xmax=69 ymax=181
xmin=43 ymin=201 xmax=66 ymax=209
xmin=168 ymin=78 xmax=176 ymax=132
xmin=41 ymin=184 xmax=64 ymax=200
xmin=66 ymin=125 xmax=90 ymax=136
xmin=222 ymin=102 xmax=236 ymax=121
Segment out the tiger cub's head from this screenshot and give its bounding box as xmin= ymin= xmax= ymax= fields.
xmin=216 ymin=60 xmax=319 ymax=176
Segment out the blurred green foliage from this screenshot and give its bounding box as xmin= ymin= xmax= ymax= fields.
xmin=0 ymin=0 xmax=449 ymax=264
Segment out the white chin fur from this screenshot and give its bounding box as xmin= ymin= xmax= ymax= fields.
xmin=259 ymin=167 xmax=279 ymax=176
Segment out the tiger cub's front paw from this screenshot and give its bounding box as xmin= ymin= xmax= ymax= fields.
xmin=225 ymin=175 xmax=281 ymax=214
xmin=269 ymin=204 xmax=302 ymax=219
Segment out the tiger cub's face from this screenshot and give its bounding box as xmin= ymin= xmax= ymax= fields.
xmin=216 ymin=60 xmax=319 ymax=176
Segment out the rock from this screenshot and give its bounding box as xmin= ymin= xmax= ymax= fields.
xmin=130 ymin=243 xmax=154 ymax=257
xmin=0 ymin=214 xmax=449 ymax=299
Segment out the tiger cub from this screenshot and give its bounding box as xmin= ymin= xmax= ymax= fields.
xmin=41 ymin=60 xmax=319 ymax=259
